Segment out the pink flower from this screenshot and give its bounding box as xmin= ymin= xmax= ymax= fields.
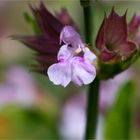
xmin=48 ymin=26 xmax=96 ymax=87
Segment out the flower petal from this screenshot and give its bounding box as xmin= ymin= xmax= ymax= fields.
xmin=83 ymin=47 xmax=96 ymax=63
xmin=102 ymin=8 xmax=127 ymax=46
xmin=60 ymin=26 xmax=84 ymax=48
xmin=48 ymin=62 xmax=71 ymax=87
xmin=71 ymin=57 xmax=96 ymax=86
xmin=57 ymin=44 xmax=73 ymax=61
xmin=100 ymin=48 xmax=116 ymax=61
xmin=118 ymin=41 xmax=137 ymax=60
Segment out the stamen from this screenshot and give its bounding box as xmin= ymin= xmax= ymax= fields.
xmin=75 ymin=47 xmax=82 ymax=54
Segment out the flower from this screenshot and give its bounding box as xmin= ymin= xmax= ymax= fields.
xmin=48 ymin=26 xmax=96 ymax=87
xmin=13 ymin=2 xmax=96 ymax=87
xmin=96 ymin=8 xmax=137 ymax=62
xmin=96 ymin=8 xmax=139 ymax=79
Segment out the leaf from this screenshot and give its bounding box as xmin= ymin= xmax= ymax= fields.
xmin=23 ymin=12 xmax=41 ymax=35
xmin=104 ymin=80 xmax=135 ymax=139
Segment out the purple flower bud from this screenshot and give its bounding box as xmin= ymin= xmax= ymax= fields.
xmin=96 ymin=8 xmax=139 ymax=79
xmin=96 ymin=8 xmax=137 ymax=62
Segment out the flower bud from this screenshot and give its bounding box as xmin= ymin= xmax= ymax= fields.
xmin=96 ymin=8 xmax=139 ymax=79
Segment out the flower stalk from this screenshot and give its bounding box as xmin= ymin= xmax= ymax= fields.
xmin=85 ymin=77 xmax=100 ymax=139
xmin=81 ymin=0 xmax=100 ymax=139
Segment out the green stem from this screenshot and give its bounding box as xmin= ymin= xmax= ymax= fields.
xmin=81 ymin=0 xmax=94 ymax=44
xmin=80 ymin=0 xmax=100 ymax=139
xmin=85 ymin=77 xmax=100 ymax=139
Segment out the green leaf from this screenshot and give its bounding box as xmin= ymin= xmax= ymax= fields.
xmin=104 ymin=80 xmax=135 ymax=139
xmin=23 ymin=12 xmax=41 ymax=35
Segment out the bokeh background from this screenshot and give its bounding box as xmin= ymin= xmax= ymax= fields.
xmin=0 ymin=0 xmax=140 ymax=139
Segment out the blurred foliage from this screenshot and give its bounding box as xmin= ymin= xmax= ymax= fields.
xmin=0 ymin=105 xmax=60 ymax=139
xmin=24 ymin=12 xmax=41 ymax=35
xmin=104 ymin=80 xmax=135 ymax=139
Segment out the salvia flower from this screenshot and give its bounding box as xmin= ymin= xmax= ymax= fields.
xmin=96 ymin=8 xmax=139 ymax=79
xmin=48 ymin=26 xmax=96 ymax=87
xmin=13 ymin=2 xmax=97 ymax=87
